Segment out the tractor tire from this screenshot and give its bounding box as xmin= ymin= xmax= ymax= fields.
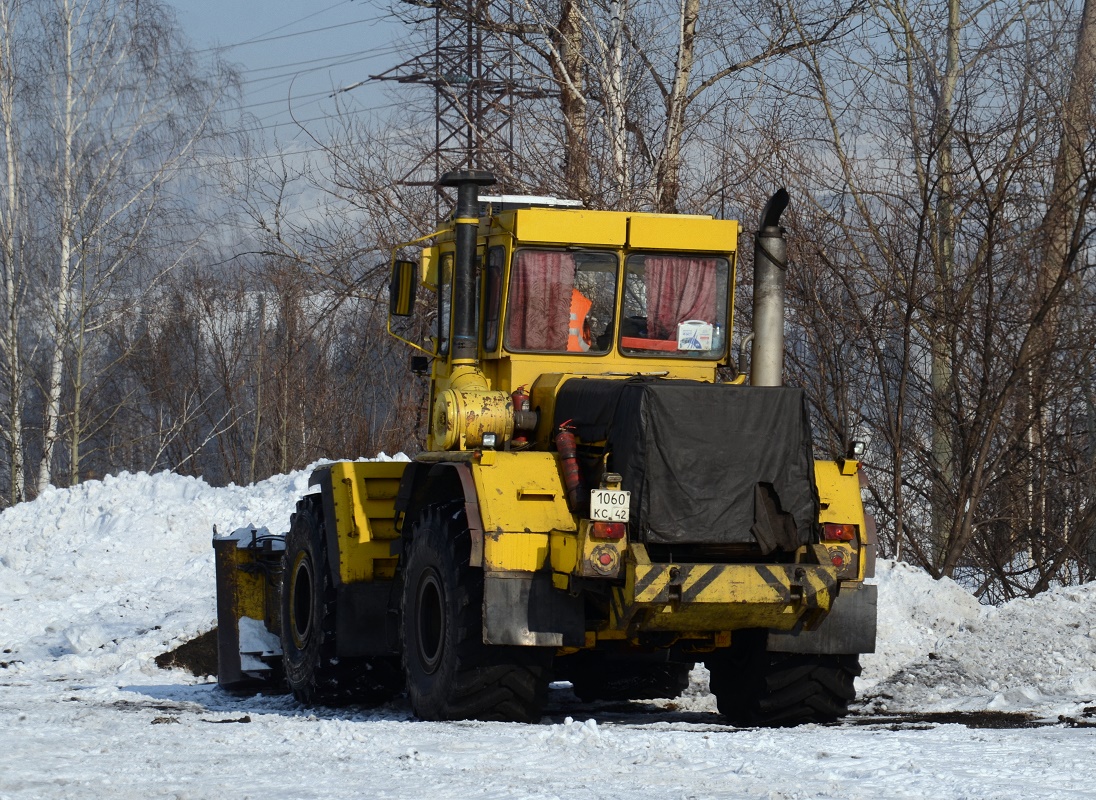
xmin=708 ymin=643 xmax=861 ymax=727
xmin=564 ymin=657 xmax=693 ymax=703
xmin=401 ymin=502 xmax=550 ymax=722
xmin=281 ymin=495 xmax=402 ymax=707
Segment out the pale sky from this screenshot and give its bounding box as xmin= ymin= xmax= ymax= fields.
xmin=172 ymin=0 xmax=411 ymax=142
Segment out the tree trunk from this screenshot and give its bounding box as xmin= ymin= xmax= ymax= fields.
xmin=1023 ymin=0 xmax=1096 ymax=569
xmin=606 ymin=0 xmax=628 ymax=201
xmin=39 ymin=0 xmax=77 ymax=492
xmin=0 ymin=0 xmax=24 ymax=503
xmin=929 ymin=0 xmax=960 ymax=567
xmin=654 ymin=0 xmax=700 ymax=213
xmin=249 ymin=294 xmax=265 ymax=484
xmin=1040 ymin=0 xmax=1096 ymax=302
xmin=550 ymin=0 xmax=589 ymax=200
xmin=67 ymin=309 xmax=86 ymax=486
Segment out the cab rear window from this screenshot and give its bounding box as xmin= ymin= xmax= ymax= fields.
xmin=620 ymin=254 xmax=729 ymax=358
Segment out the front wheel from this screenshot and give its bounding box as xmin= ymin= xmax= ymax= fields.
xmin=280 ymin=495 xmax=401 ymax=706
xmin=401 ymin=502 xmax=550 ymax=722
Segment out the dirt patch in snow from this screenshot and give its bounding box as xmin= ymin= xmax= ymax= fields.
xmin=155 ymin=628 xmax=218 ymax=677
xmin=847 ymin=709 xmax=1043 ymax=729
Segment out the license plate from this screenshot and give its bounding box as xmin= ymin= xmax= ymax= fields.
xmin=590 ymin=489 xmax=630 ymax=522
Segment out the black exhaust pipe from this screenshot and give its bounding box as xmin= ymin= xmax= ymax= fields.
xmin=751 ymin=188 xmax=789 ymax=387
xmin=439 ymin=169 xmax=496 ymax=364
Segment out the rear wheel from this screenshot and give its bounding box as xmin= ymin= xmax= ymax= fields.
xmin=708 ymin=639 xmax=860 ymax=727
xmin=401 ymin=502 xmax=550 ymax=722
xmin=281 ymin=495 xmax=401 ymax=706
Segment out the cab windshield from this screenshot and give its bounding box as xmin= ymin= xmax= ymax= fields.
xmin=505 ymin=249 xmax=617 ymax=354
xmin=620 ymin=253 xmax=729 ymax=358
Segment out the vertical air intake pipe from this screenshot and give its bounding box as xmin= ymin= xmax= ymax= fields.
xmin=751 ymin=188 xmax=790 ymax=387
xmin=438 ymin=169 xmax=496 ymax=365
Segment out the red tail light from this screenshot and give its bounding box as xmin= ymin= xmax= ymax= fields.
xmin=823 ymin=523 xmax=857 ymax=542
xmin=590 ymin=522 xmax=626 ymax=540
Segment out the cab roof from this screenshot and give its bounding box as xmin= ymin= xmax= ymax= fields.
xmin=489 ymin=207 xmax=739 ymax=253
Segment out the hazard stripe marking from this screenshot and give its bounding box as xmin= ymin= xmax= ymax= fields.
xmin=626 ymin=563 xmax=836 ymax=608
xmin=803 ymin=571 xmax=835 ymax=609
xmin=803 ymin=574 xmax=819 ymax=608
xmin=633 ymin=566 xmax=665 ymax=600
xmin=758 ymin=566 xmax=793 ymax=603
xmin=681 ymin=566 xmax=721 ymax=603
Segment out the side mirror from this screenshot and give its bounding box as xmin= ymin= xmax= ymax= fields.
xmin=389 ymin=259 xmax=417 ymax=317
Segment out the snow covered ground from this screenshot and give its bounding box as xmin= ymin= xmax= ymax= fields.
xmin=2 ymin=464 xmax=1095 ymax=799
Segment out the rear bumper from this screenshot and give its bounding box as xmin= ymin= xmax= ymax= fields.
xmin=617 ymin=562 xmax=839 ymax=633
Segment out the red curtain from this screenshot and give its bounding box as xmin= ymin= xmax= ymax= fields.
xmin=645 ymin=257 xmax=717 ymax=339
xmin=506 ymin=251 xmax=576 ymax=350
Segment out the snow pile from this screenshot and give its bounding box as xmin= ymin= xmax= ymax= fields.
xmin=0 ymin=456 xmax=407 ymax=684
xmin=1 ymin=465 xmax=1095 ymax=719
xmin=859 ymin=560 xmax=1096 ymax=717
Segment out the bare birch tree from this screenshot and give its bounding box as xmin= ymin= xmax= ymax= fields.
xmin=21 ymin=0 xmax=232 ymax=491
xmin=0 ymin=0 xmax=27 ymax=503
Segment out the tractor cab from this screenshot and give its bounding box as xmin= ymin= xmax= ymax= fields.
xmin=389 ymin=184 xmax=741 ymax=452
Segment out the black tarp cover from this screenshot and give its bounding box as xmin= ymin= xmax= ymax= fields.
xmin=554 ymin=379 xmax=819 ymax=551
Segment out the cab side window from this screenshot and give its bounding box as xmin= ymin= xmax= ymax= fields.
xmin=505 ymin=249 xmax=617 ymax=354
xmin=483 ymin=246 xmax=505 ymax=352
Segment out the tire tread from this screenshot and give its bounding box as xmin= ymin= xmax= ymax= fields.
xmin=710 ymin=646 xmax=861 ymax=727
xmin=281 ymin=495 xmax=402 ymax=707
xmin=402 ymin=502 xmax=549 ymax=722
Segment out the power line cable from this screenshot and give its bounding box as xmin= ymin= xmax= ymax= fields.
xmin=190 ymin=16 xmax=384 ymax=55
xmin=5 ymin=57 xmax=404 ymax=123
xmin=230 ymin=0 xmax=355 ymax=47
xmin=236 ymin=48 xmax=376 ymax=76
xmin=239 ymin=44 xmax=407 ymax=87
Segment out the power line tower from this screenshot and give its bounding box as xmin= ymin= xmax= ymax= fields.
xmin=371 ymin=1 xmax=520 ymax=196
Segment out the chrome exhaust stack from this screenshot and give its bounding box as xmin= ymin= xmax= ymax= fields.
xmin=750 ymin=189 xmax=790 ymax=387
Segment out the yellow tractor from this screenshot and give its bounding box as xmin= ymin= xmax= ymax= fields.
xmin=213 ymin=170 xmax=877 ymax=726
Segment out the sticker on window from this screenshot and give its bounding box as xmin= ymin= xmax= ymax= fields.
xmin=677 ymin=320 xmax=713 ymax=351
